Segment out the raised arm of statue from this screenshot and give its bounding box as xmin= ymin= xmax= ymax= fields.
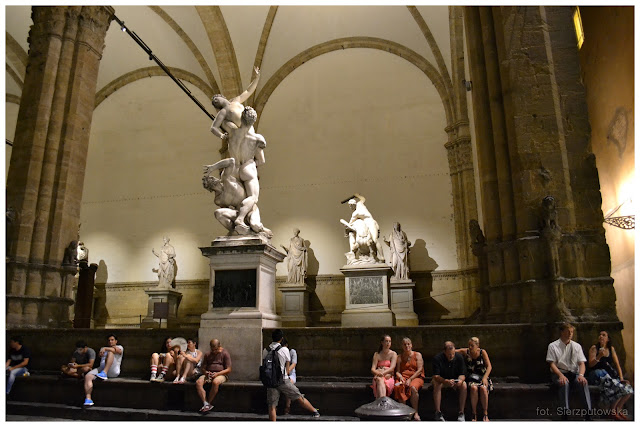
xmin=233 ymin=67 xmax=260 ymax=104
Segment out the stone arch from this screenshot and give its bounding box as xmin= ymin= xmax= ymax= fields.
xmin=253 ymin=36 xmax=454 ymax=129
xmin=148 ymin=6 xmax=219 ymax=93
xmin=94 ymin=66 xmax=214 ymax=109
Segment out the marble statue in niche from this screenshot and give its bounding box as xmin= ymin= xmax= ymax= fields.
xmin=203 ymin=67 xmax=272 ymax=239
xmin=383 ymin=222 xmax=411 ymax=281
xmin=152 ymin=236 xmax=177 ymax=288
xmin=62 ymin=240 xmax=78 ymax=266
xmin=340 ymin=194 xmax=385 ymax=265
xmin=540 ymin=195 xmax=562 ymax=279
xmin=280 ymin=228 xmax=308 ymax=285
xmin=77 ymin=241 xmax=89 ymax=263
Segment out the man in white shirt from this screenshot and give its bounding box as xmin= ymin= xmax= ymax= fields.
xmin=264 ymin=329 xmax=319 ymax=421
xmin=546 ymin=323 xmax=591 ymax=418
xmin=83 ymin=334 xmax=124 ymax=406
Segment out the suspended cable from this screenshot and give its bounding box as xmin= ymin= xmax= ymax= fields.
xmin=112 ymin=14 xmax=215 ymax=121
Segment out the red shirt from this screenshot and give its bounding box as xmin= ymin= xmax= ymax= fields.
xmin=203 ymin=348 xmax=231 ymax=373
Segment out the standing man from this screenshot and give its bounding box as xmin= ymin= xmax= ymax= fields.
xmin=195 ymin=339 xmax=232 ymax=413
xmin=6 ymin=335 xmax=31 ymax=394
xmin=264 ymin=329 xmax=320 ymax=421
xmin=546 ymin=323 xmax=591 ymax=419
xmin=432 ymin=341 xmax=467 ymax=421
xmin=83 ymin=334 xmax=124 ymax=406
xmin=61 ymin=340 xmax=95 ymax=378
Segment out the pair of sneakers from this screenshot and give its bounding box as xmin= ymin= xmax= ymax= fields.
xmin=434 ymin=411 xmax=465 ymax=422
xmin=199 ymin=402 xmax=213 ymax=413
xmin=96 ymin=371 xmax=108 ymax=380
xmin=150 ymin=373 xmax=165 ymax=382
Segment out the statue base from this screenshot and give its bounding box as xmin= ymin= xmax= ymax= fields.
xmin=278 ymin=282 xmax=311 ymax=327
xmin=140 ymin=288 xmax=183 ymax=328
xmin=390 ymin=279 xmax=419 ymax=326
xmin=199 ymin=235 xmax=285 ymax=380
xmin=340 ymin=264 xmax=395 ymax=327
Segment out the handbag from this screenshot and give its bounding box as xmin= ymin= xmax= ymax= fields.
xmin=468 ymin=373 xmax=482 ymax=383
xmin=602 ymin=361 xmax=619 ymax=379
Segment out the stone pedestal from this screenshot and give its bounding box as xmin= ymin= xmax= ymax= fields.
xmin=199 ymin=235 xmax=285 ymax=380
xmin=74 ymin=261 xmax=98 ymax=328
xmin=278 ymin=282 xmax=311 ymax=327
xmin=341 ymin=264 xmax=395 ymax=327
xmin=389 ymin=279 xmax=419 ymax=326
xmin=140 ymin=288 xmax=183 ymax=329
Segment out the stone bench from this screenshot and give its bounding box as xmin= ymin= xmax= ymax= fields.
xmin=8 ymin=374 xmax=631 ymax=421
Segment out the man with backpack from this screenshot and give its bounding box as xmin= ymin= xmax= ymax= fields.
xmin=261 ymin=329 xmax=320 ymax=420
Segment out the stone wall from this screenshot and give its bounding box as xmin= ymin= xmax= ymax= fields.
xmin=577 ymin=5 xmax=635 ymax=378
xmin=91 ymin=269 xmax=481 ymax=328
xmin=262 ymin=323 xmax=625 ymax=383
xmin=5 ymin=328 xmax=198 ymax=377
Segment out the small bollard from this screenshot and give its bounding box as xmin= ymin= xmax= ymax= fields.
xmin=354 ymin=396 xmax=415 ymax=421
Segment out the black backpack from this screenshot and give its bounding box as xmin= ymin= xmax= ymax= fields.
xmin=260 ymin=344 xmax=283 ymax=388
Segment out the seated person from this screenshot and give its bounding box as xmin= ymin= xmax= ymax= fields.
xmin=393 ymin=337 xmax=424 ymax=421
xmin=61 ymin=340 xmax=96 ymax=379
xmin=586 ymin=330 xmax=633 ymax=421
xmin=174 ymin=338 xmax=203 ymax=384
xmin=456 ymin=337 xmax=493 ymax=421
xmin=157 ymin=344 xmax=181 ymax=382
xmin=149 ymin=337 xmax=174 ymax=382
xmin=6 ymin=335 xmax=31 ymax=395
xmin=546 ymin=323 xmax=591 ymax=420
xmin=195 ymin=339 xmax=232 ymax=412
xmin=84 ymin=334 xmax=124 ymax=406
xmin=432 ymin=341 xmax=467 ymax=421
xmin=370 ymin=334 xmax=397 ymax=399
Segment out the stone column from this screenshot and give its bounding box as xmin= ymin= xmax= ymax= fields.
xmin=6 ymin=6 xmax=114 ymax=328
xmin=73 ymin=261 xmax=98 ymax=328
xmin=464 ymin=6 xmax=619 ymax=324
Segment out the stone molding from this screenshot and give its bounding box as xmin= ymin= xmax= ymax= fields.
xmin=6 ymin=93 xmax=21 ymax=104
xmin=249 ymin=6 xmax=278 ymax=106
xmin=6 ymin=63 xmax=24 ymax=89
xmin=6 ymin=31 xmax=28 ymax=74
xmin=95 ymin=66 xmax=214 ymax=108
xmin=253 ymin=36 xmax=453 ymax=129
xmin=407 ymin=6 xmax=454 ymax=115
xmin=195 ymin=6 xmax=242 ymax=97
xmin=148 ymin=6 xmax=219 ymax=93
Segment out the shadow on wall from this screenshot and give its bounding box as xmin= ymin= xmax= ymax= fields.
xmin=93 ymin=259 xmax=110 ymax=327
xmin=305 ymin=240 xmax=319 ymax=276
xmin=412 ymin=271 xmax=450 ymax=324
xmin=409 ymin=239 xmax=439 ymax=271
xmin=95 ymin=259 xmax=109 ymax=284
xmin=409 ymin=239 xmax=450 ymax=323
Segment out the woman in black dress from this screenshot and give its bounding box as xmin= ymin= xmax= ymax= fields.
xmin=587 ymin=331 xmax=633 ymax=420
xmin=456 ymin=336 xmax=493 ymax=421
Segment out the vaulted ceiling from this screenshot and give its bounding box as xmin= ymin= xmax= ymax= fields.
xmin=6 ymin=5 xmax=455 ymax=132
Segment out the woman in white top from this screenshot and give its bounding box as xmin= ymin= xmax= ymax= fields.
xmin=174 ymin=338 xmax=203 ymax=384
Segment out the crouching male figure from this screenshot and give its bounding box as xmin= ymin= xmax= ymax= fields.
xmin=546 ymin=323 xmax=591 ymax=420
xmin=432 ymin=341 xmax=467 ymax=421
xmin=61 ymin=340 xmax=95 ymax=379
xmin=195 ymin=339 xmax=232 ymax=413
xmin=264 ymin=329 xmax=320 ymax=421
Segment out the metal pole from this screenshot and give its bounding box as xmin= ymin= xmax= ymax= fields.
xmin=112 ymin=14 xmax=216 ymax=121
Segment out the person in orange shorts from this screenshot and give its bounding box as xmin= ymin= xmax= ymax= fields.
xmin=393 ymin=337 xmax=425 ymax=421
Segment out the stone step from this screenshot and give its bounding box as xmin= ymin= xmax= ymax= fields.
xmin=6 ymin=401 xmax=351 ymax=421
xmin=6 ymin=375 xmax=634 ymax=421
